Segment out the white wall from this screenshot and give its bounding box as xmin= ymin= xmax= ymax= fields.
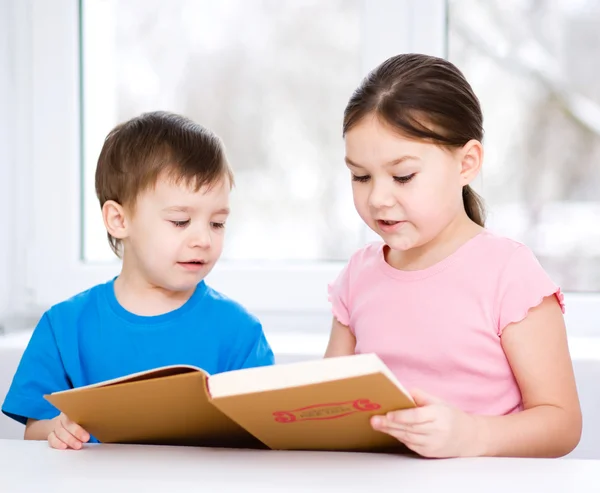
xmin=0 ymin=0 xmax=41 ymax=332
xmin=0 ymin=0 xmax=12 ymax=329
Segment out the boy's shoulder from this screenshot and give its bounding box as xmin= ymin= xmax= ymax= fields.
xmin=202 ymin=283 xmax=261 ymax=326
xmin=43 ymin=280 xmax=262 ymax=336
xmin=44 ymin=280 xmax=110 ymax=324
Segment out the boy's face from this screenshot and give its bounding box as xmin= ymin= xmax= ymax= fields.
xmin=123 ymin=173 xmax=230 ymax=292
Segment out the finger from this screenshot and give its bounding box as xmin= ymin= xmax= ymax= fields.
xmin=48 ymin=431 xmax=67 ymax=450
xmin=402 ymin=442 xmax=435 ymax=458
xmin=376 ymin=426 xmax=428 ymax=448
xmin=385 ymin=407 xmax=437 ymax=426
xmin=54 ymin=421 xmax=83 ymax=450
xmin=371 ymin=416 xmax=431 ymax=435
xmin=60 ymin=414 xmax=90 ymax=443
xmin=410 ymin=388 xmax=445 ymax=407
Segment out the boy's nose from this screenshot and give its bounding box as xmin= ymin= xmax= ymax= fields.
xmin=190 ymin=230 xmax=212 ymax=249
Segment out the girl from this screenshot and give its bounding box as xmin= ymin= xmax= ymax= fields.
xmin=325 ymin=53 xmax=582 ymax=458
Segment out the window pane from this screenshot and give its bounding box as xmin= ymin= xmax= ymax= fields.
xmin=81 ymin=0 xmax=362 ymax=263
xmin=449 ymin=0 xmax=600 ymax=292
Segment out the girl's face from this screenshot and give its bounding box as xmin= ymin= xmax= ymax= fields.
xmin=344 ymin=115 xmax=481 ymax=253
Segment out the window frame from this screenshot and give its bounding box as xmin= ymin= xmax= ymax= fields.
xmin=3 ymin=0 xmax=598 ymax=337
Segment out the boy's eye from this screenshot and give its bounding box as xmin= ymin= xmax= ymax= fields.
xmin=352 ymin=174 xmax=370 ymax=183
xmin=211 ymin=222 xmax=226 ymax=230
xmin=393 ymin=173 xmax=416 ymax=184
xmin=170 ymin=220 xmax=190 ymax=228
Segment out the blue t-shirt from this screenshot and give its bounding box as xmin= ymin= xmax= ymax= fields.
xmin=2 ymin=279 xmax=274 ymax=435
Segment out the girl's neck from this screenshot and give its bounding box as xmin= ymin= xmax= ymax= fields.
xmin=386 ymin=213 xmax=484 ymax=272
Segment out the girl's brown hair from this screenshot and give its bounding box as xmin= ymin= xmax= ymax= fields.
xmin=343 ymin=53 xmax=486 ymax=226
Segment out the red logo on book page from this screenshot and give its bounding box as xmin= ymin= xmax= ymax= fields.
xmin=273 ymin=399 xmax=381 ymax=423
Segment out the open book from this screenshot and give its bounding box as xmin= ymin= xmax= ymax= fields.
xmin=44 ymin=353 xmax=415 ymax=452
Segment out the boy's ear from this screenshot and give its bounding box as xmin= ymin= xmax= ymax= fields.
xmin=459 ymin=139 xmax=483 ymax=186
xmin=102 ymin=200 xmax=129 ymax=240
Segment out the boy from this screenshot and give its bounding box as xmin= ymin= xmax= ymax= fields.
xmin=1 ymin=111 xmax=274 ymax=449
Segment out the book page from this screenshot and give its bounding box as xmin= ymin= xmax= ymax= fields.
xmin=49 ymin=365 xmax=208 ymax=395
xmin=208 ymin=353 xmax=412 ymax=402
xmin=45 ymin=370 xmax=262 ymax=447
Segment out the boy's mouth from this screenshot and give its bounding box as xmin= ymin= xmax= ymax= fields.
xmin=178 ymin=260 xmax=207 ymax=271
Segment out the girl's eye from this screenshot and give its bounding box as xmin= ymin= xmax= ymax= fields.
xmin=170 ymin=220 xmax=190 ymax=228
xmin=393 ymin=173 xmax=416 ymax=184
xmin=211 ymin=222 xmax=226 ymax=229
xmin=352 ymin=174 xmax=370 ymax=183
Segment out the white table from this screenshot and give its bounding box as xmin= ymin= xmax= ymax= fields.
xmin=1 ymin=439 xmax=599 ymax=493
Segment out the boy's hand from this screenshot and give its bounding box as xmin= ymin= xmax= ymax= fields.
xmin=48 ymin=413 xmax=90 ymax=450
xmin=370 ymin=389 xmax=483 ymax=458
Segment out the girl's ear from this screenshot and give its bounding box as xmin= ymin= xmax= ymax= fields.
xmin=459 ymin=139 xmax=483 ymax=186
xmin=102 ymin=200 xmax=129 ymax=241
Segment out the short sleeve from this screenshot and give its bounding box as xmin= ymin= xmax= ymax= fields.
xmin=328 ymin=262 xmax=352 ymax=327
xmin=495 ymin=245 xmax=565 ymax=336
xmin=1 ymin=313 xmax=71 ymax=425
xmin=224 ymin=319 xmax=275 ymax=372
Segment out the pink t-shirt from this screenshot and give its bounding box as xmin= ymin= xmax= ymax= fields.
xmin=328 ymin=230 xmax=564 ymax=416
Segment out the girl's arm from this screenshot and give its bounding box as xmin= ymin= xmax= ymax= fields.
xmin=372 ymin=295 xmax=582 ymax=458
xmin=324 ymin=317 xmax=356 ymax=357
xmin=476 ymin=295 xmax=582 ymax=457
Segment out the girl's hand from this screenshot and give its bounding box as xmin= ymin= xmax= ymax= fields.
xmin=371 ymin=389 xmax=483 ymax=458
xmin=48 ymin=412 xmax=90 ymax=450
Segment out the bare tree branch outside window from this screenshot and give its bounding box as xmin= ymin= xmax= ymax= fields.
xmin=449 ymin=0 xmax=600 ymax=291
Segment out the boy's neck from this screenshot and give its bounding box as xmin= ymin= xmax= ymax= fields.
xmin=386 ymin=212 xmax=483 ymax=272
xmin=113 ymin=268 xmax=196 ymax=317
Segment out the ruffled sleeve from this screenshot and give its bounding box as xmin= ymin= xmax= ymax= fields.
xmin=495 ymin=245 xmax=565 ymax=336
xmin=328 ymin=262 xmax=352 ymax=328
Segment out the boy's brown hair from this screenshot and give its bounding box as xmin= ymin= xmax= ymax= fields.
xmin=95 ymin=111 xmax=234 ymax=257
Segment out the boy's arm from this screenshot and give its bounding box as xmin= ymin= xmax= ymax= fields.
xmin=1 ymin=313 xmax=72 ymax=427
xmin=226 ymin=319 xmax=274 ymax=371
xmin=26 ymin=414 xmax=90 ymax=449
xmin=25 ymin=418 xmax=54 ymax=440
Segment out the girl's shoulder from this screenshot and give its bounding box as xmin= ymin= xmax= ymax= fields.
xmin=474 ymin=231 xmax=564 ymax=331
xmin=475 ymin=229 xmax=527 ymax=255
xmin=346 ymin=241 xmax=384 ymax=265
xmin=340 ymin=241 xmax=388 ymax=281
xmin=470 ymin=230 xmax=540 ymax=270
xmin=464 ymin=230 xmax=552 ymax=286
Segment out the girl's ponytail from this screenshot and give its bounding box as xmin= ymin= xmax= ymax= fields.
xmin=462 ymin=185 xmax=485 ymax=227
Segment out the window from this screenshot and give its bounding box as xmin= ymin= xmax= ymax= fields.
xmin=81 ymin=0 xmax=363 ymax=263
xmin=448 ymin=0 xmax=600 ymax=293
xmin=20 ymin=0 xmax=446 ymax=323
xmin=6 ymin=0 xmax=597 ymax=336
xmin=447 ymin=0 xmax=600 ymax=336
